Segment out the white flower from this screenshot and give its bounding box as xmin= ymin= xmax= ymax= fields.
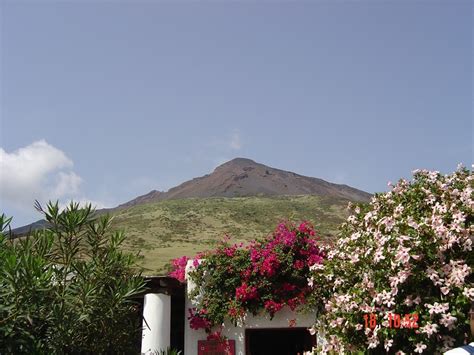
xmin=349 ymin=253 xmax=360 ymax=263
xmin=462 ymin=287 xmax=474 ymax=299
xmin=367 ymin=336 xmax=379 ymax=349
xmin=414 ymin=342 xmax=427 ymax=353
xmin=309 ymin=263 xmax=324 ymax=271
xmin=385 ymin=298 xmax=396 ymax=308
xmin=384 ymin=339 xmax=393 ymax=351
xmin=440 ymin=286 xmax=450 ymax=295
xmin=407 ymin=217 xmax=419 ymax=229
xmin=439 ymin=313 xmax=457 ymax=330
xmin=425 ymin=302 xmax=449 ymax=315
xmin=404 ymin=296 xmax=414 ymax=306
xmin=374 ymin=250 xmax=385 ymax=262
xmin=420 ymin=322 xmax=438 ymax=336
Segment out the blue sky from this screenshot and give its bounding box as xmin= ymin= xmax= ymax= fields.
xmin=1 ymin=1 xmax=472 ymax=227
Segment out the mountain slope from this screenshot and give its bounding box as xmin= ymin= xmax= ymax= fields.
xmin=115 ymin=195 xmax=351 ymax=274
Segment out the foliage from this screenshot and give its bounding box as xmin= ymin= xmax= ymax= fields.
xmin=0 ymin=202 xmax=146 ymax=354
xmin=180 ymin=221 xmax=325 ymax=331
xmin=307 ymin=166 xmax=474 ymax=354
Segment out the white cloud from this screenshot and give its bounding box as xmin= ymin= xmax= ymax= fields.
xmin=59 ymin=198 xmax=109 ymax=211
xmin=229 ymin=130 xmax=242 ymax=150
xmin=51 ymin=171 xmax=83 ymax=198
xmin=0 ymin=140 xmax=104 ymax=212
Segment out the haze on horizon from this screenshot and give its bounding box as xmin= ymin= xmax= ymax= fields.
xmin=0 ymin=1 xmax=472 ymax=227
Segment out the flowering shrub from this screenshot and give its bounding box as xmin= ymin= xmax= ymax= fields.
xmin=178 ymin=221 xmax=324 ymax=331
xmin=307 ymin=166 xmax=473 ymax=354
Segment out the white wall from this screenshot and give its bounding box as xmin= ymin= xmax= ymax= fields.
xmin=184 ymin=299 xmax=316 ymax=355
xmin=184 ymin=260 xmax=317 ymax=355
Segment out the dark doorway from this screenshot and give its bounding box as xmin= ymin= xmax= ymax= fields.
xmin=245 ymin=328 xmax=315 ymax=355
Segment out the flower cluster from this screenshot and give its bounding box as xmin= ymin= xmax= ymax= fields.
xmin=307 ymin=165 xmax=473 ymax=354
xmin=235 ymin=283 xmax=258 ymax=302
xmin=184 ymin=221 xmax=324 ymax=331
xmin=188 ymin=308 xmax=212 ymax=330
xmin=169 ymin=255 xmax=189 ymax=282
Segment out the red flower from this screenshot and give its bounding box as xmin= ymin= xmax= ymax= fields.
xmin=264 ymin=300 xmax=283 ymax=315
xmin=188 ymin=308 xmax=211 ymax=330
xmin=228 ymin=305 xmax=245 ymax=319
xmin=236 ymin=283 xmax=259 ymax=302
xmin=294 ymin=260 xmax=305 ymax=270
xmin=282 ymin=283 xmax=297 ymax=292
xmin=240 ymin=268 xmax=252 ymax=280
xmin=287 ymin=297 xmax=300 ymax=311
xmin=259 ymin=253 xmax=279 ymax=277
xmin=308 ymin=254 xmax=323 ymax=266
xmin=207 ymin=331 xmax=225 ymax=341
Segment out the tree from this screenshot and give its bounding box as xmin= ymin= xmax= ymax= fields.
xmin=0 ymin=201 xmax=147 ymax=354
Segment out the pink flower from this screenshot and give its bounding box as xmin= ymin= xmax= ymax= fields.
xmin=259 ymin=253 xmax=279 ymax=276
xmin=298 ymin=221 xmax=310 ymax=233
xmin=188 ymin=308 xmax=211 ymax=330
xmin=169 ymin=256 xmax=190 ymax=282
xmin=308 ymin=253 xmax=323 ymax=265
xmin=264 ymin=300 xmax=283 ymax=315
xmin=235 ymin=283 xmax=258 ymax=302
xmin=224 ymin=246 xmax=236 ymax=257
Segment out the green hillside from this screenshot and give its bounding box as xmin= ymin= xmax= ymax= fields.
xmin=112 ymin=195 xmax=351 ymax=275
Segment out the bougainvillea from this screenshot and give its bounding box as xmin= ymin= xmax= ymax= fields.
xmin=173 ymin=221 xmax=324 ymax=331
xmin=169 ymin=256 xmax=190 ymax=282
xmin=307 ymin=165 xmax=473 ymax=354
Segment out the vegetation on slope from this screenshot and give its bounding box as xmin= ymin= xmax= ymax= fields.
xmin=113 ymin=195 xmax=351 ymax=274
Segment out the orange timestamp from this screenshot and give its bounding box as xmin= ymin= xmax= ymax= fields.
xmin=363 ymin=313 xmax=419 ymax=329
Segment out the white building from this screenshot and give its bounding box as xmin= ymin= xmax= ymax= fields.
xmin=141 ymin=261 xmax=317 ymax=355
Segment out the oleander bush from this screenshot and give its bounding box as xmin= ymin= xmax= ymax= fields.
xmin=0 ymin=202 xmax=146 ymax=354
xmin=307 ymin=166 xmax=473 ymax=354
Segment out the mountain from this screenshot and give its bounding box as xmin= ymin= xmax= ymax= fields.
xmin=8 ymin=219 xmax=50 ymax=236
xmin=10 ymin=158 xmax=372 ymax=273
xmin=11 ymin=158 xmax=371 ymax=238
xmin=118 ymin=158 xmax=371 ymax=206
